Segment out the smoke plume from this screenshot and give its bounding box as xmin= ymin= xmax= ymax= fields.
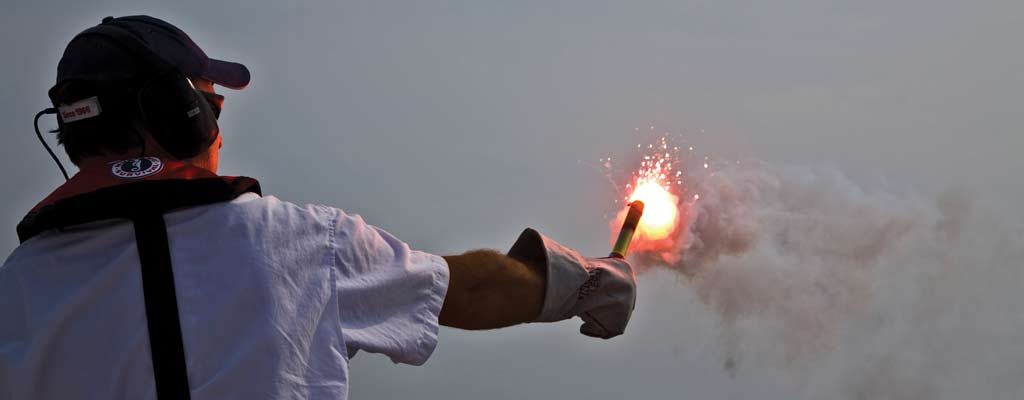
xmin=634 ymin=161 xmax=1024 ymax=399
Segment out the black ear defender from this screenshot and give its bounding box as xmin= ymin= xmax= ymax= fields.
xmin=41 ymin=16 xmax=220 ymax=170
xmin=41 ymin=78 xmax=148 ymax=181
xmin=136 ymin=69 xmax=219 ymax=159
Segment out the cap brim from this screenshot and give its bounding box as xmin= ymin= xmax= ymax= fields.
xmin=203 ymin=58 xmax=250 ymax=90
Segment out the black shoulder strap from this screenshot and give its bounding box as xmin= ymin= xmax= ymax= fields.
xmin=17 ymin=177 xmax=261 ymax=399
xmin=134 ymin=212 xmax=191 ymax=399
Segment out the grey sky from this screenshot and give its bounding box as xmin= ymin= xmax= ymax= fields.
xmin=2 ymin=1 xmax=1022 ymax=399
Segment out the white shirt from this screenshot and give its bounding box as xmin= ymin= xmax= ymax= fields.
xmin=0 ymin=193 xmax=450 ymax=399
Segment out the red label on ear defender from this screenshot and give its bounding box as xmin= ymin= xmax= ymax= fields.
xmin=58 ymin=96 xmax=103 ymax=123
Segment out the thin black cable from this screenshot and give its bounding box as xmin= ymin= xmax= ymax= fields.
xmin=34 ymin=108 xmax=70 ymax=181
xmin=132 ymin=124 xmax=147 ymax=158
xmin=133 ymin=88 xmax=151 ymax=158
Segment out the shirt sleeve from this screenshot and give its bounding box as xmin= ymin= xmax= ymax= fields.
xmin=325 ymin=207 xmax=450 ymax=365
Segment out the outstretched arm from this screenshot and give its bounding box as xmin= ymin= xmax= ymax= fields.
xmin=439 ymin=228 xmax=637 ymax=339
xmin=440 ymin=250 xmax=545 ymax=330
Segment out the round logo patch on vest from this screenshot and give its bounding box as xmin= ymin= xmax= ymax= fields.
xmin=111 ymin=157 xmax=164 ymax=179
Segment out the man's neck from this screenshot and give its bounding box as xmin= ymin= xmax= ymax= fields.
xmin=76 ymin=155 xmax=214 ymax=175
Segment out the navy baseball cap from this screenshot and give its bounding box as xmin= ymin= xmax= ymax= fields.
xmin=55 ymin=15 xmax=250 ymax=91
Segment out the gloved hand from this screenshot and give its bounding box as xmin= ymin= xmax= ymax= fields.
xmin=507 ymin=228 xmax=637 ymax=339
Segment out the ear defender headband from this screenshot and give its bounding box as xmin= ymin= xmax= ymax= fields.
xmin=49 ymin=21 xmax=219 ymax=160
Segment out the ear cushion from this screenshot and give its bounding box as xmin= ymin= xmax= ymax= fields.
xmin=137 ymin=70 xmax=219 ymax=159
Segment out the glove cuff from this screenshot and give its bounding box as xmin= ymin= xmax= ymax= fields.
xmin=507 ymin=228 xmax=590 ymax=322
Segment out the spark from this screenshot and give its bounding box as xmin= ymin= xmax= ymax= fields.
xmin=604 ymin=128 xmax=722 ymax=255
xmin=608 ymin=133 xmax=690 ymax=249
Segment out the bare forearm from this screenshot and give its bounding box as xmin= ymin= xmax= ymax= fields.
xmin=440 ymin=250 xmax=545 ymax=330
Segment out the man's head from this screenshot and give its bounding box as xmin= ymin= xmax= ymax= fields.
xmin=49 ymin=16 xmax=249 ymax=173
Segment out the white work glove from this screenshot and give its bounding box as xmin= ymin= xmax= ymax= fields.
xmin=507 ymin=228 xmax=637 ymax=339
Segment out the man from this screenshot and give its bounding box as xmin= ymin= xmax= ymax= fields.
xmin=0 ymin=16 xmax=637 ymax=400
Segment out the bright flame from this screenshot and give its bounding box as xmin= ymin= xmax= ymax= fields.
xmin=628 ymin=180 xmax=678 ymax=240
xmin=605 ymin=130 xmax=716 ymax=258
xmin=608 ymin=134 xmax=687 ymax=251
